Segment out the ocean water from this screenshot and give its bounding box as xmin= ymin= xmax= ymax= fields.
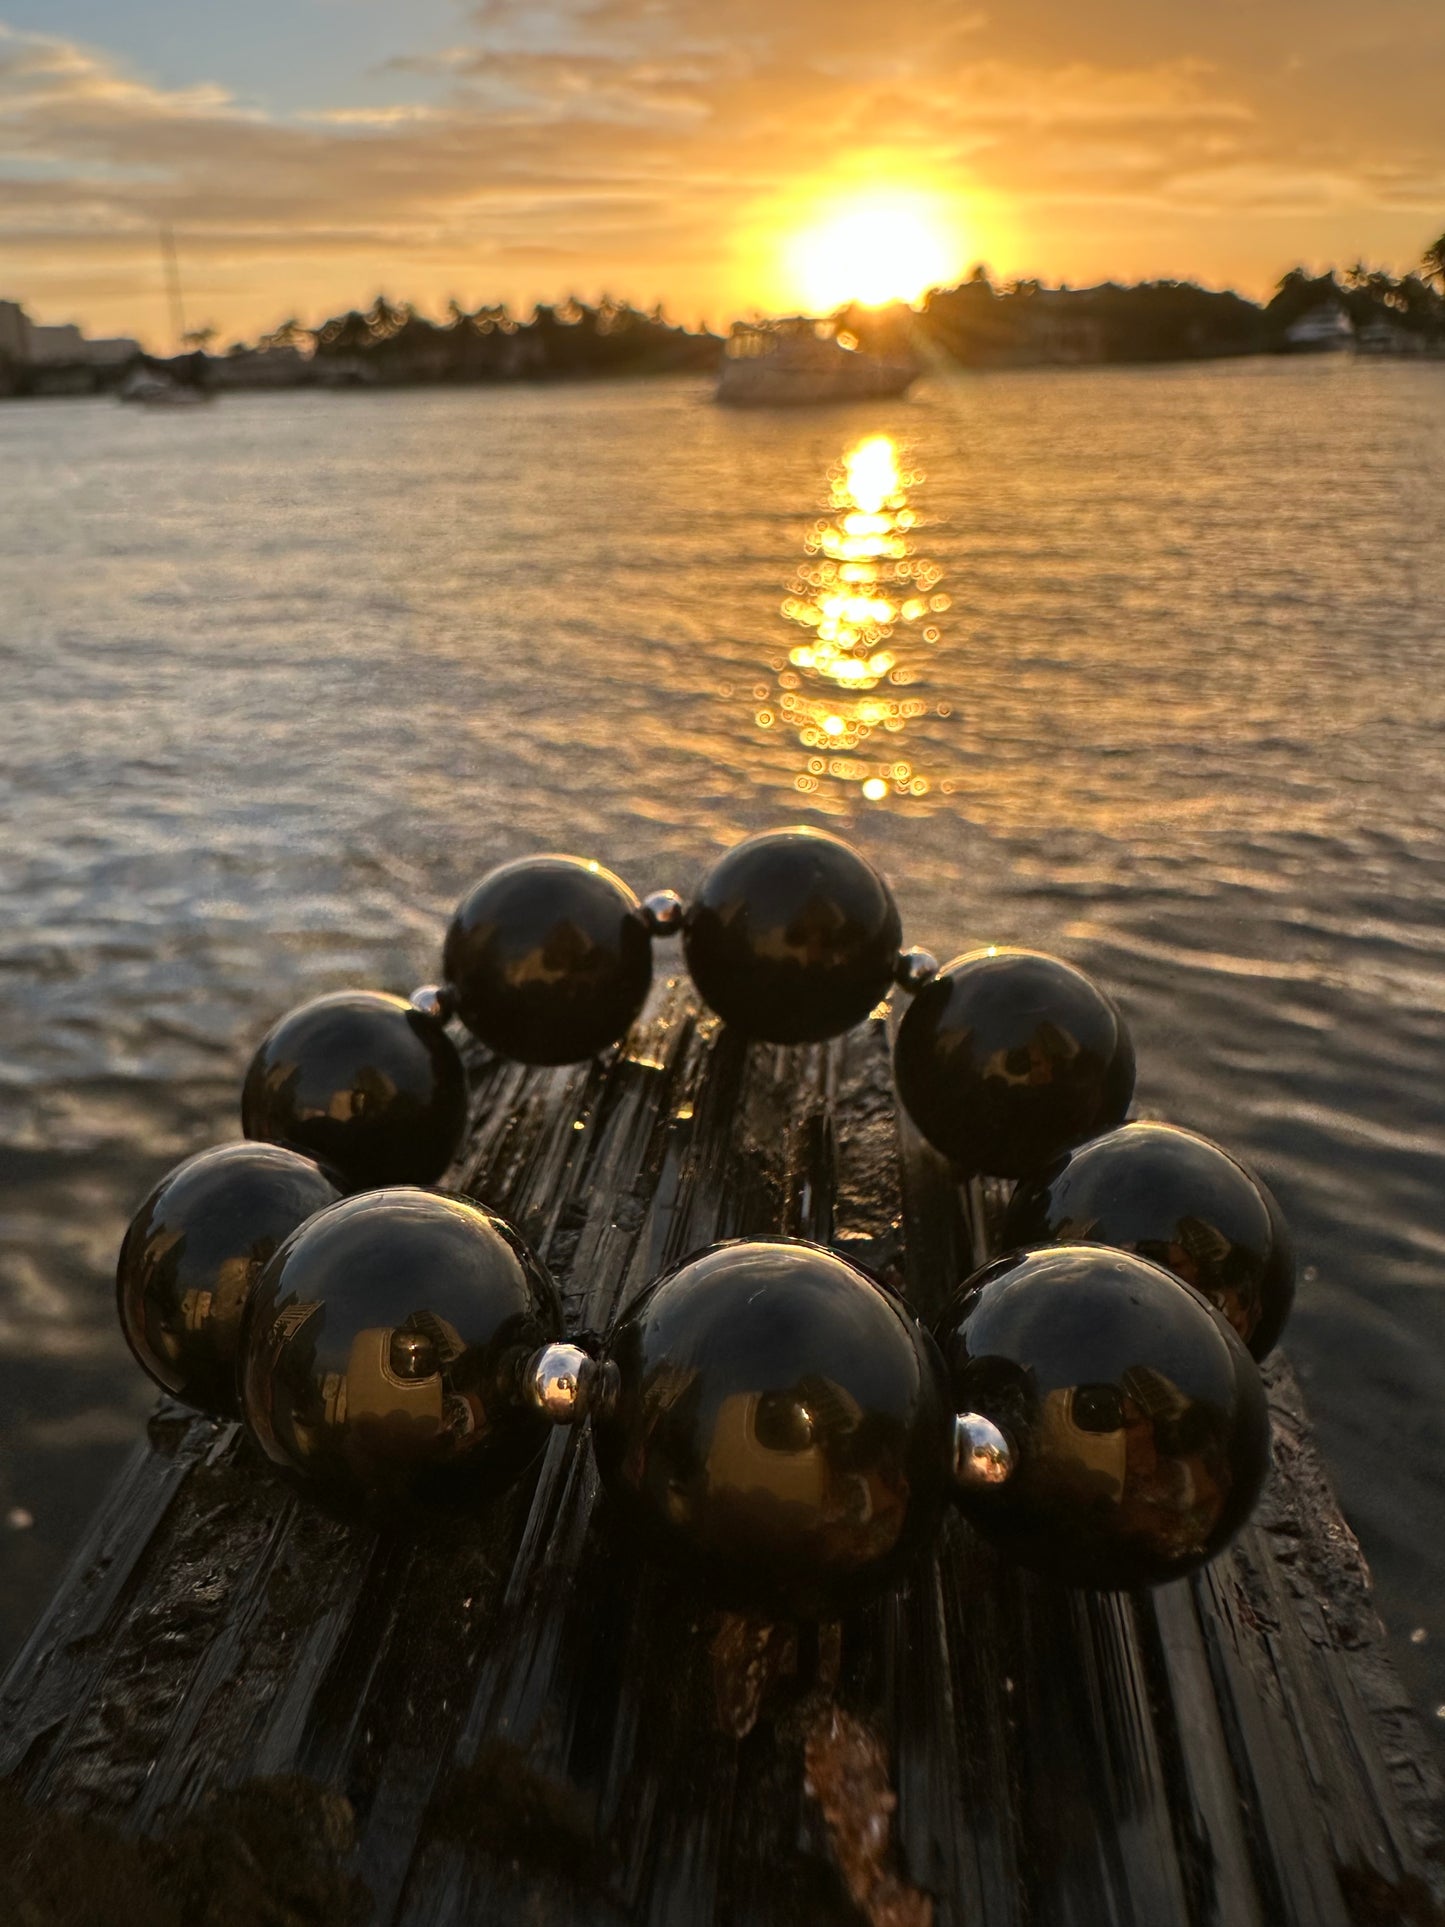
xmin=1 ymin=360 xmax=1442 ymax=1738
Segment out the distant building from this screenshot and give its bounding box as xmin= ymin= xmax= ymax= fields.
xmin=29 ymin=323 xmax=87 ymax=363
xmin=85 ymin=336 xmax=143 ymax=365
xmin=211 ymin=344 xmax=308 ymax=389
xmin=0 ymin=302 xmax=142 ymax=366
xmin=0 ymin=299 xmax=32 ymax=361
xmin=1019 ymin=290 xmax=1108 ymax=365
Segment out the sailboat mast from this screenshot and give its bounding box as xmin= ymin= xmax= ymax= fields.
xmin=161 ymin=227 xmax=187 ymax=354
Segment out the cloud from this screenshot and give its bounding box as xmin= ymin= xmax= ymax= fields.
xmin=0 ymin=4 xmax=1440 ymax=342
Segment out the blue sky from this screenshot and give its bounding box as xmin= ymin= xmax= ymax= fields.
xmin=1 ymin=0 xmax=463 ymax=114
xmin=3 ymin=1 xmax=1441 ymax=345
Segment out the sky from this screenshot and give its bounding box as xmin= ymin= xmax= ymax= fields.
xmin=2 ymin=0 xmax=1442 ymax=347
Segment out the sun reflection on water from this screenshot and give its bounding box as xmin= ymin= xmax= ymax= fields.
xmin=755 ymin=433 xmax=950 ymax=805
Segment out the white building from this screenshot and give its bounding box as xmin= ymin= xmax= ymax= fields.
xmin=0 ymin=299 xmax=32 ymax=361
xmin=29 ymin=323 xmax=87 ymax=363
xmin=0 ymin=301 xmax=142 ymax=365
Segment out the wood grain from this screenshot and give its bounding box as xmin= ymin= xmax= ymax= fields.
xmin=2 ymin=978 xmax=1441 ymax=1925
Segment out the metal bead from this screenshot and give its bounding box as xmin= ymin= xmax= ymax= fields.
xmin=409 ymin=983 xmax=457 ymax=1024
xmin=443 ymin=856 xmax=653 ymax=1064
xmin=893 ymin=947 xmax=940 ymax=994
xmin=682 ymin=827 xmax=902 ymax=1043
xmin=935 ymin=1245 xmax=1270 ymax=1589
xmin=952 ymin=1412 xmax=1015 ymax=1490
xmin=527 ymin=1342 xmax=598 ymax=1425
xmin=117 ymin=1142 xmax=341 ymax=1418
xmin=1001 ymin=1121 xmax=1296 ymax=1360
xmin=894 ymin=947 xmax=1135 ymax=1178
xmin=242 ymin=990 xmax=468 ymax=1192
xmin=642 ymin=889 xmax=686 ymax=938
xmin=239 ymin=1188 xmax=564 ymax=1507
xmin=592 ymin=1238 xmax=952 ymax=1617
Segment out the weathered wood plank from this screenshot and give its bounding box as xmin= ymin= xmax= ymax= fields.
xmin=1 ymin=983 xmax=1441 ymax=1927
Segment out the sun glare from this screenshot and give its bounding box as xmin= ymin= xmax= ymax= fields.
xmin=788 ymin=191 xmax=957 ymax=312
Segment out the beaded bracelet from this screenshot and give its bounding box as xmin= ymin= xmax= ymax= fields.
xmin=116 ymin=826 xmax=1294 ymax=1618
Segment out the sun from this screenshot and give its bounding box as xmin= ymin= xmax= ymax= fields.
xmin=787 ymin=190 xmax=958 ymax=313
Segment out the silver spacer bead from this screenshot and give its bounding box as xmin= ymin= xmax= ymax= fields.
xmin=893 ymin=947 xmax=940 ymax=994
xmin=527 ymin=1342 xmax=600 ymax=1426
xmin=410 ymin=983 xmax=458 ymax=1023
xmin=642 ymin=889 xmax=686 ymax=938
xmin=951 ymin=1412 xmax=1016 ymax=1490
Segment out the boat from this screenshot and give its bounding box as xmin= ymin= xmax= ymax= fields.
xmin=1282 ymin=304 xmax=1354 ymax=353
xmin=716 ymin=318 xmax=915 ymax=406
xmin=117 ymin=368 xmax=213 ymax=407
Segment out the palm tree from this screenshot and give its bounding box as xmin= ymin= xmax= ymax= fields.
xmin=1422 ymin=233 xmax=1445 ymax=295
xmin=365 ymin=294 xmax=408 ymax=340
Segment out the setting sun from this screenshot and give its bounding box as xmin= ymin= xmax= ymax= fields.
xmin=787 ymin=191 xmax=959 ymax=313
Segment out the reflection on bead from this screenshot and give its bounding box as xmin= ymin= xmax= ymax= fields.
xmin=935 ymin=1245 xmax=1270 ymax=1589
xmin=952 ymin=1412 xmax=1015 ymax=1490
xmin=242 ymin=990 xmax=468 ymax=1193
xmin=528 ymin=1341 xmax=604 ymax=1424
xmin=443 ymin=856 xmax=653 ymax=1064
xmin=117 ymin=1142 xmax=341 ymax=1417
xmin=1002 ymin=1121 xmax=1296 ymax=1359
xmin=592 ymin=1238 xmax=951 ymax=1617
xmin=240 ymin=1189 xmax=563 ymax=1506
xmin=894 ymin=948 xmax=1135 ymax=1177
xmin=894 ymin=947 xmax=940 ymax=995
xmin=682 ymin=828 xmax=903 ymax=1043
xmin=642 ymin=889 xmax=686 ymax=938
xmin=409 ymin=983 xmax=457 ymax=1024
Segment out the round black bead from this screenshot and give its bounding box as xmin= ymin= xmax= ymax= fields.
xmin=117 ymin=1142 xmax=342 ymax=1417
xmin=893 ymin=948 xmax=1135 ymax=1176
xmin=592 ymin=1239 xmax=951 ymax=1617
xmin=682 ymin=828 xmax=902 ymax=1043
xmin=241 ymin=990 xmax=467 ymax=1193
xmin=1002 ymin=1122 xmax=1295 ymax=1359
xmin=442 ymin=856 xmax=652 ymax=1064
xmin=935 ymin=1245 xmax=1270 ymax=1589
xmin=239 ymin=1189 xmax=563 ymax=1505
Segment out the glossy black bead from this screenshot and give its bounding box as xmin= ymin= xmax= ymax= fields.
xmin=592 ymin=1238 xmax=951 ymax=1617
xmin=893 ymin=948 xmax=1135 ymax=1177
xmin=117 ymin=1142 xmax=342 ymax=1417
xmin=935 ymin=1245 xmax=1270 ymax=1589
xmin=1002 ymin=1121 xmax=1296 ymax=1359
xmin=241 ymin=990 xmax=467 ymax=1192
xmin=682 ymin=828 xmax=903 ymax=1044
xmin=443 ymin=856 xmax=652 ymax=1064
xmin=239 ymin=1188 xmax=563 ymax=1505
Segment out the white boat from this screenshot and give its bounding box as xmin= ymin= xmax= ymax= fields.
xmin=118 ymin=368 xmax=213 ymax=407
xmin=1283 ymin=304 xmax=1354 ymax=353
xmin=716 ymin=319 xmax=915 ymax=406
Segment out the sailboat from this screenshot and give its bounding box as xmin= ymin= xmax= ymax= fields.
xmin=118 ymin=228 xmax=215 ymax=406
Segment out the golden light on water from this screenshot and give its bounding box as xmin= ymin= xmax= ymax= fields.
xmin=748 ymin=431 xmax=951 ymax=806
xmin=786 ymin=190 xmax=958 ymax=312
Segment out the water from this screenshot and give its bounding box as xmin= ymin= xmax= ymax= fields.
xmin=1 ymin=362 xmax=1442 ymax=1740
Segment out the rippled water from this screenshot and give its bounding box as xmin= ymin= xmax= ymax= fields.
xmin=2 ymin=362 xmax=1442 ymax=1737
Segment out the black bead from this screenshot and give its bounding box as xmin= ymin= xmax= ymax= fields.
xmin=442 ymin=856 xmax=652 ymax=1064
xmin=893 ymin=948 xmax=1135 ymax=1176
xmin=682 ymin=828 xmax=902 ymax=1043
xmin=117 ymin=1142 xmax=341 ymax=1417
xmin=1002 ymin=1122 xmax=1295 ymax=1359
xmin=935 ymin=1245 xmax=1270 ymax=1589
xmin=239 ymin=1189 xmax=563 ymax=1505
xmin=241 ymin=991 xmax=467 ymax=1192
xmin=592 ymin=1239 xmax=951 ymax=1617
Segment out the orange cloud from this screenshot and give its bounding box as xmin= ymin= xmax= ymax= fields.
xmin=1 ymin=5 xmax=1440 ymax=345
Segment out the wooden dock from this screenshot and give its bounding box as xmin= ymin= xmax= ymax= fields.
xmin=2 ymin=978 xmax=1442 ymax=1925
